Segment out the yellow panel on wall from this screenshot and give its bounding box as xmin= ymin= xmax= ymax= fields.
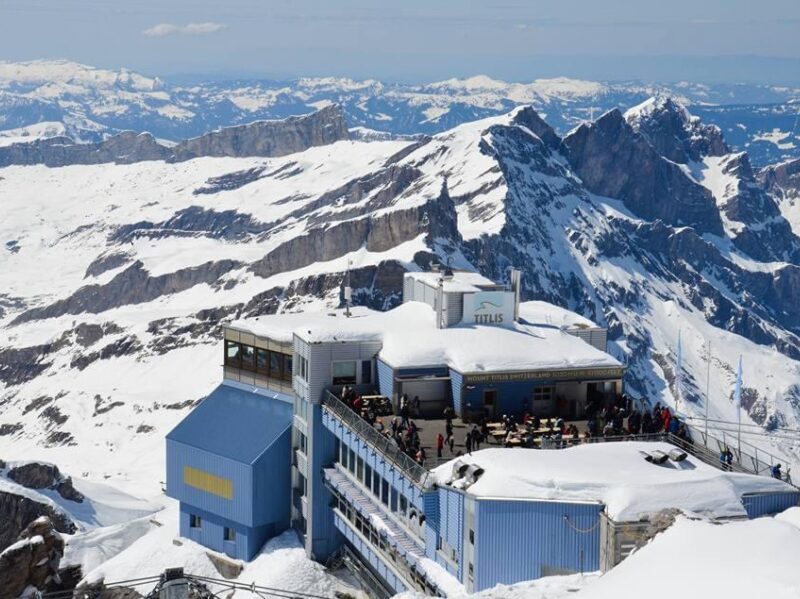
xmin=183 ymin=466 xmax=233 ymax=499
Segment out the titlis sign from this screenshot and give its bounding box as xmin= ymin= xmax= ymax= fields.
xmin=462 ymin=291 xmax=515 ymax=326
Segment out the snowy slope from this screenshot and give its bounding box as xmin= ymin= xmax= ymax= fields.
xmin=2 ymin=99 xmax=800 ymax=593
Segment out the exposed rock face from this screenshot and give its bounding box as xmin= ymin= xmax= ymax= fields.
xmin=7 ymin=462 xmax=85 ymax=503
xmin=760 ymin=157 xmax=800 ymax=201
xmin=0 ymin=516 xmax=66 ymax=599
xmin=0 ymin=105 xmax=349 ymax=168
xmin=170 ymin=105 xmax=349 ymax=161
xmin=0 ymin=491 xmax=74 ymax=552
xmin=563 ymin=109 xmax=724 ymax=235
xmin=0 ymin=132 xmax=169 ymax=167
xmin=12 ymin=259 xmax=242 ymax=324
xmin=625 ymin=97 xmax=728 ymax=163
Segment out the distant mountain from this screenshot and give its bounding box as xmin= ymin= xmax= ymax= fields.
xmin=1 ymin=60 xmax=798 ymax=166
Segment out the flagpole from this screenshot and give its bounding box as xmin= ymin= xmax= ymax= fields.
xmin=704 ymin=340 xmax=711 ymax=441
xmin=675 ymin=331 xmax=682 ymax=416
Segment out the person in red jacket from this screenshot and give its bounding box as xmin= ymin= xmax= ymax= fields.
xmin=436 ymin=433 xmax=444 ymax=458
xmin=662 ymin=407 xmax=671 ymax=433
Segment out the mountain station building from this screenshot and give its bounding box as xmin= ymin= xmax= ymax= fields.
xmin=166 ymin=269 xmax=798 ymax=596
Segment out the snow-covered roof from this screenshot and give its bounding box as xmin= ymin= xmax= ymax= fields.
xmin=518 ymin=300 xmax=600 ymax=329
xmin=404 ymin=270 xmax=501 ymax=293
xmin=578 ymin=512 xmax=800 ymax=599
xmin=432 ymin=443 xmax=796 ymax=521
xmin=231 ymin=301 xmax=621 ymax=374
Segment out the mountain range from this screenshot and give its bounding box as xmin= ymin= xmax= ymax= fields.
xmin=2 ymin=83 xmax=800 ymax=493
xmin=1 ymin=60 xmax=798 ymax=167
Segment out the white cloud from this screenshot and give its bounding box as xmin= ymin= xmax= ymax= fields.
xmin=142 ymin=22 xmax=227 ymax=38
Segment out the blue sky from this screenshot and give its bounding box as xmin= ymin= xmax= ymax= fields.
xmin=1 ymin=0 xmax=799 ymax=83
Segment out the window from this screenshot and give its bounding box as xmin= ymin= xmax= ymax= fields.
xmin=241 ymin=344 xmax=255 ymax=370
xmin=283 ymin=355 xmax=293 ymax=382
xmin=270 ymin=352 xmax=283 ymax=379
xmin=332 ymin=361 xmax=357 ymax=385
xmin=298 ymin=355 xmax=309 ymax=381
xmin=225 ymin=341 xmax=241 ymax=366
xmin=256 ymin=348 xmax=269 ymax=373
xmin=364 ymin=464 xmax=372 ymax=489
xmin=361 ymin=360 xmax=372 ymax=385
xmin=381 ymin=480 xmax=389 ymax=506
xmin=400 ymin=495 xmax=407 ymax=517
xmin=224 ymin=527 xmax=235 ymax=542
xmin=189 ymin=514 xmax=201 ymax=528
xmin=356 ymin=456 xmax=364 ymax=480
xmin=348 ymin=449 xmax=356 ymax=474
xmin=533 ymin=386 xmax=554 ymax=402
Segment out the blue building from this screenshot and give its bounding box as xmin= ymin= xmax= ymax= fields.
xmin=166 ymin=383 xmax=293 ymax=560
xmin=167 ymin=269 xmax=799 ymax=595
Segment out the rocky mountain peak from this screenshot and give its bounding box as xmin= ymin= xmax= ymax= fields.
xmin=510 ymin=106 xmax=563 ymax=150
xmin=624 ymin=96 xmax=729 ymax=163
xmin=563 ymin=107 xmax=724 ymax=235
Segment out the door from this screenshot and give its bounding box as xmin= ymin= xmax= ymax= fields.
xmin=483 ymin=389 xmax=497 ymax=418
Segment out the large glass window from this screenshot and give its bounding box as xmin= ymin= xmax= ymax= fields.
xmin=332 ymin=361 xmax=357 ymax=385
xmin=241 ymin=345 xmax=255 ymax=371
xmin=225 ymin=341 xmax=241 ymax=367
xmin=283 ymin=355 xmax=293 ymax=382
xmin=256 ymin=348 xmax=269 ymax=373
xmin=270 ymin=352 xmax=283 ymax=378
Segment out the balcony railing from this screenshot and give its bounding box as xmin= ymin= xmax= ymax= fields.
xmin=322 ymin=390 xmax=431 ymax=487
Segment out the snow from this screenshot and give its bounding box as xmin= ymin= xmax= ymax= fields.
xmin=577 ymin=514 xmax=800 ymax=599
xmin=404 ymin=270 xmax=498 ymax=293
xmin=0 ymin=468 xmax=159 ymax=531
xmin=753 ymin=129 xmax=797 ymax=150
xmin=77 ymin=500 xmax=360 ymax=597
xmin=519 ymin=300 xmax=599 ymax=329
xmin=233 ymin=300 xmax=621 ymax=373
xmin=432 ymin=442 xmax=794 ymax=521
xmin=0 ymin=121 xmax=67 ymax=146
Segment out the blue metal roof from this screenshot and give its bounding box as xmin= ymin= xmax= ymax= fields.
xmin=167 ymin=383 xmax=292 ymax=464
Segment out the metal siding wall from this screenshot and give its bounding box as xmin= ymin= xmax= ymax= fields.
xmin=449 ymin=369 xmax=463 ymax=415
xmin=423 ymin=490 xmax=440 ymax=533
xmin=166 ymin=439 xmax=254 ymax=526
xmin=473 ymin=499 xmax=603 ymax=591
xmin=742 ymin=492 xmax=800 ymax=518
xmin=377 ymin=358 xmax=395 ymax=399
xmin=446 ymin=292 xmax=463 ymax=326
xmin=438 ymin=487 xmax=464 ymax=579
xmin=252 ymin=426 xmax=292 ymax=527
xmin=308 ymin=402 xmax=341 ymax=561
xmin=179 ymin=502 xmax=267 ymax=560
xmin=461 ymin=380 xmax=554 ymax=416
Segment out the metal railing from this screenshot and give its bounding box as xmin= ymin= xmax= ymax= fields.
xmin=322 ymin=390 xmax=431 ymax=487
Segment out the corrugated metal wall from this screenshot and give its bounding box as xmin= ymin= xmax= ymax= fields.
xmin=167 ymin=440 xmax=254 ymax=525
xmin=473 ymin=498 xmax=603 ymax=591
xmin=377 ymin=359 xmax=395 ymax=399
xmin=424 ymin=487 xmax=464 ymax=579
xmin=449 ymin=369 xmax=463 ymax=414
xmin=252 ymin=426 xmax=292 ymax=525
xmin=742 ymin=491 xmax=800 ymax=518
xmin=179 ymin=502 xmax=274 ymax=560
xmin=445 ymin=292 xmax=463 ymax=326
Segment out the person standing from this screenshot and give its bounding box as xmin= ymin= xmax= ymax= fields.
xmin=436 ymin=433 xmax=444 ymax=458
xmin=465 ymin=432 xmax=473 ymax=454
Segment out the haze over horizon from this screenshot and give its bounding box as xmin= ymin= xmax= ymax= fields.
xmin=2 ymin=0 xmax=799 ymax=84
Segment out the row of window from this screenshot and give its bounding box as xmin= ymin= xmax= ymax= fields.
xmin=332 ymin=360 xmax=373 ymax=386
xmin=225 ymin=340 xmax=292 ymax=383
xmin=188 ymin=514 xmax=236 ymax=542
xmin=338 ymin=440 xmax=422 ymax=535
